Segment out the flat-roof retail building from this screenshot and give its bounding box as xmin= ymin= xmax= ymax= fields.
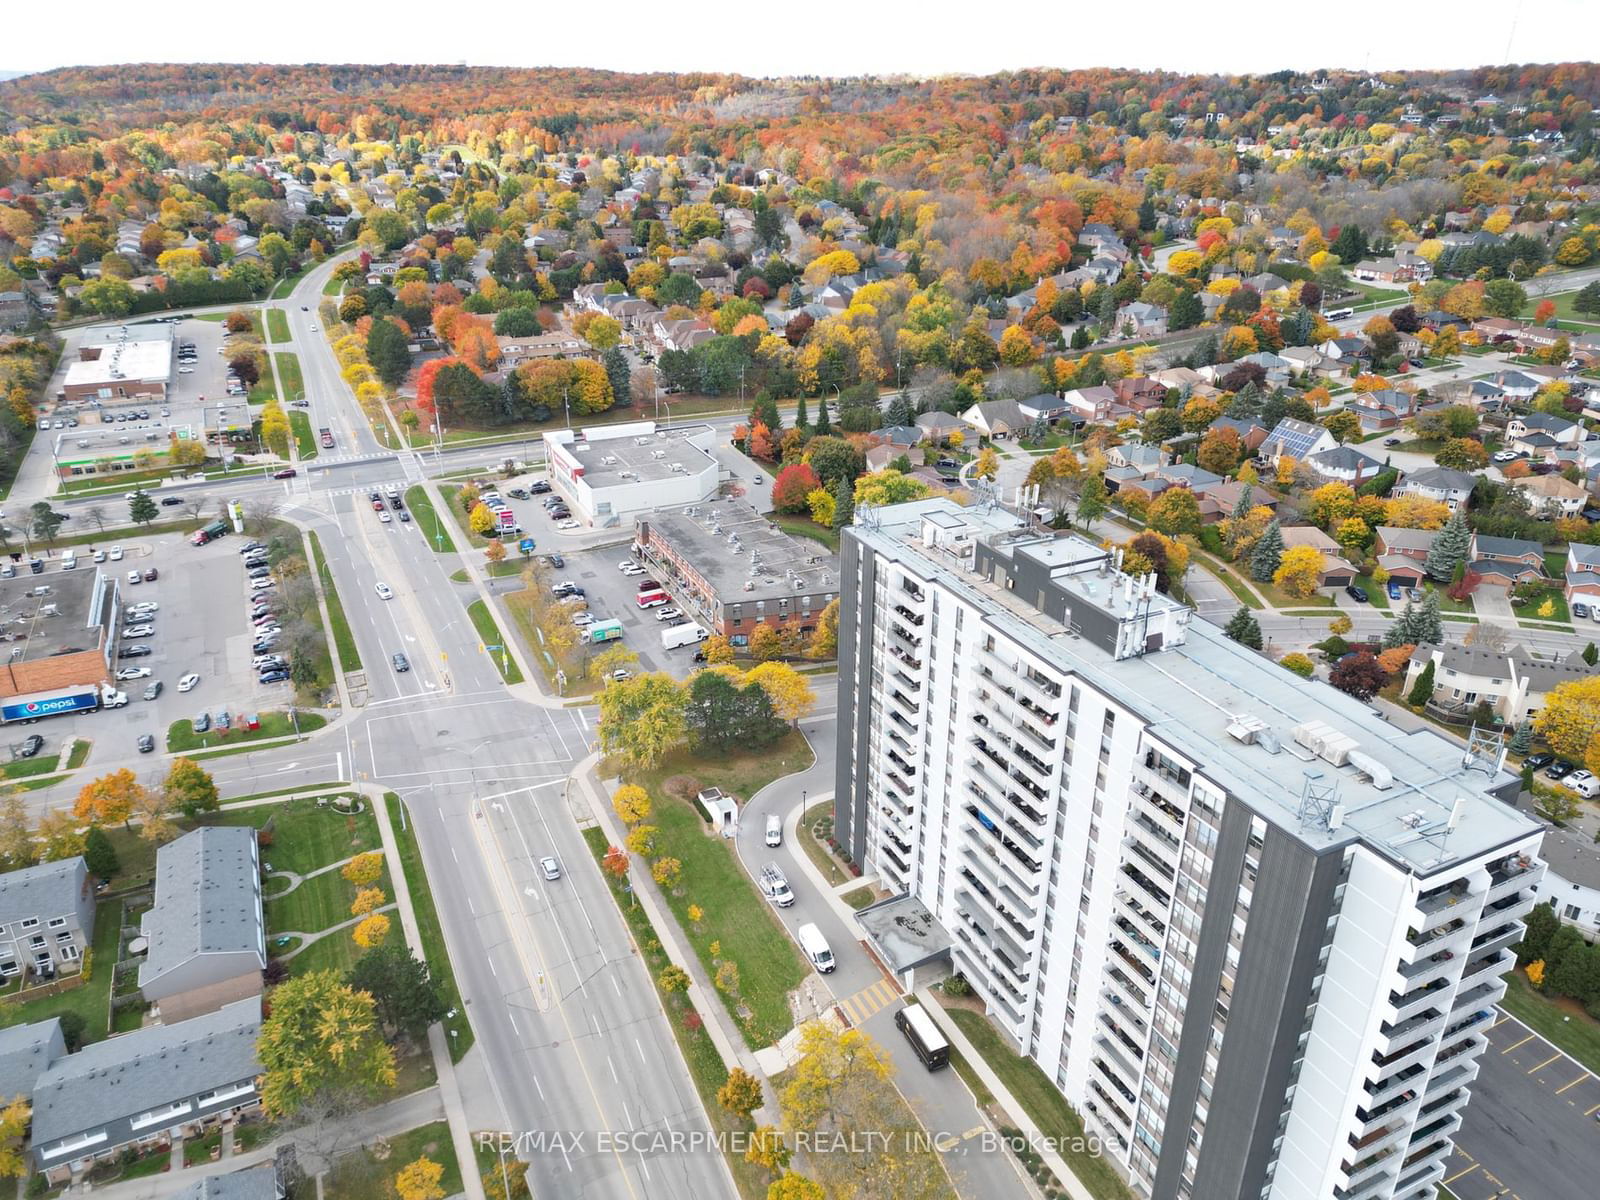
xmin=543 ymin=420 xmax=719 ymax=526
xmin=60 ymin=337 xmax=171 ymax=405
xmin=634 ymin=499 xmax=838 ymax=642
xmin=0 ymin=569 xmax=116 ymax=715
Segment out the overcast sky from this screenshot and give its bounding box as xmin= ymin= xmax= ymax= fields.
xmin=4 ymin=0 xmax=1587 ymax=80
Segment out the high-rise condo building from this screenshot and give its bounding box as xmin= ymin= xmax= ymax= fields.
xmin=834 ymin=499 xmax=1543 ymax=1200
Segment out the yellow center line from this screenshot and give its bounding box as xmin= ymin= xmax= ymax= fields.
xmin=1556 ymin=1073 xmax=1590 ymax=1094
xmin=1501 ymin=1032 xmax=1536 ymax=1054
xmin=1527 ymin=1051 xmax=1562 ymax=1075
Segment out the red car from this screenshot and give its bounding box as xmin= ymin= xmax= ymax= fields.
xmin=272 ymin=468 xmax=297 ymax=479
xmin=372 ymin=499 xmax=384 ymax=511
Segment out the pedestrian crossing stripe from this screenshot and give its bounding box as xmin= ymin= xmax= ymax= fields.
xmin=837 ymin=978 xmax=900 ymax=1026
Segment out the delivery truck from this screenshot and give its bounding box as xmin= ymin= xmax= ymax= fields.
xmin=587 ymin=619 xmax=624 ymax=644
xmin=661 ymin=622 xmax=709 ymax=650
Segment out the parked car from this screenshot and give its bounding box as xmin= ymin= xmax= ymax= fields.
xmin=1577 ymin=602 xmax=1592 ymax=620
xmin=143 ymin=681 xmax=163 ymax=701
xmin=19 ymin=735 xmax=44 ymax=758
xmin=115 ymin=666 xmax=152 ymax=681
xmin=259 ymin=669 xmax=290 ymax=683
xmin=143 ymin=567 xmax=158 ymax=582
xmin=214 ymin=711 xmax=231 ymax=731
xmin=137 ymin=733 xmax=156 ymax=753
xmin=192 ymin=712 xmax=211 ymax=733
xmin=1344 ymin=584 xmax=1369 ymax=603
xmin=1387 ymin=582 xmax=1402 ymax=601
xmin=1524 ymin=752 xmax=1556 ymax=771
xmin=1545 ymin=760 xmax=1578 ymax=780
xmin=118 ymin=645 xmax=153 ymax=659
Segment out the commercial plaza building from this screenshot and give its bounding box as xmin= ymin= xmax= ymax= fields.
xmin=834 ymin=499 xmax=1545 ymax=1200
xmin=542 ymin=420 xmax=720 ymax=526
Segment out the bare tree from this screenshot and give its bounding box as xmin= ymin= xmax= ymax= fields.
xmin=244 ymin=497 xmax=284 ymax=531
xmin=83 ymin=506 xmax=109 ymax=534
xmin=180 ymin=496 xmax=208 ymax=522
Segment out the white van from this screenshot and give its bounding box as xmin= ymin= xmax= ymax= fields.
xmin=61 ymin=551 xmax=78 ymax=570
xmin=765 ymin=813 xmax=782 ymax=847
xmin=759 ymin=863 xmax=795 ymax=908
xmin=797 ymin=922 xmax=835 ymax=973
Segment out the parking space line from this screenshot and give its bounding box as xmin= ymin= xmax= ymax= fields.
xmin=1527 ymin=1051 xmax=1562 ymax=1075
xmin=1501 ymin=1032 xmax=1536 ymax=1054
xmin=1556 ymin=1073 xmax=1589 ymax=1094
xmin=1444 ymin=1163 xmax=1479 ymax=1185
xmin=1587 ymin=1102 xmax=1600 ymax=1117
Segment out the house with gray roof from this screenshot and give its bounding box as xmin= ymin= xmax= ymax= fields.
xmin=1259 ymin=417 xmax=1337 ymax=466
xmin=960 ymin=399 xmax=1029 ymax=439
xmin=1304 ymin=444 xmax=1385 ymax=485
xmin=0 ymin=858 xmax=95 ymax=982
xmin=1394 ymin=465 xmax=1477 ymax=512
xmin=0 ymin=1019 xmax=65 ymax=1104
xmin=139 ymin=828 xmax=264 ymax=1023
xmin=914 ymin=410 xmax=964 ymax=442
xmin=171 ymin=1161 xmax=284 ymax=1200
xmin=1532 ymin=825 xmax=1600 ymax=940
xmin=30 ymin=997 xmax=263 ymax=1179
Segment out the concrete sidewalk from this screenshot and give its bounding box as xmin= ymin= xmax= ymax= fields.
xmin=367 ymin=784 xmax=487 ymax=1200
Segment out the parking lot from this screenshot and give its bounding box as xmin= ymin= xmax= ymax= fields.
xmin=5 ymin=530 xmax=294 ymax=763
xmin=1443 ymin=1011 xmax=1600 ymax=1200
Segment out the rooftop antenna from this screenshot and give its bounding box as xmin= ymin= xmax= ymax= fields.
xmin=1461 ymin=724 xmax=1507 ymax=778
xmin=1296 ymin=769 xmax=1342 ymax=832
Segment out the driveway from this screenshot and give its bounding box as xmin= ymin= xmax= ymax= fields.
xmin=1472 ymin=587 xmax=1516 ymax=625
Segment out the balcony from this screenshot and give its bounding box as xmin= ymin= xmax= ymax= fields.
xmin=1129 ymin=781 xmax=1185 ymax=833
xmin=1367 ymin=1062 xmax=1428 ymax=1108
xmin=1393 ymin=1159 xmax=1445 ymax=1200
xmin=1378 ymin=1008 xmax=1447 ymax=1053
xmin=1124 ymin=837 xmax=1177 ymax=885
xmin=1113 ymin=889 xmax=1167 ymax=943
xmin=1111 ymin=939 xmax=1158 ymax=989
xmin=1113 ymin=916 xmax=1163 ymax=967
xmin=887 ymin=642 xmax=923 ymax=672
xmin=1104 ymin=964 xmax=1153 ymax=1013
xmin=957 ymin=872 xmax=1031 ymax=942
xmin=1416 ymin=882 xmax=1471 ymax=920
xmin=1389 ymin=977 xmax=1450 ymax=1025
xmin=1408 ymin=917 xmax=1467 ymax=954
xmin=1455 ymin=950 xmax=1512 ymax=997
xmin=1087 ymin=1077 xmax=1133 ymax=1132
xmin=892 ymin=603 xmax=924 ymax=627
xmin=1486 ymin=853 xmax=1539 ymax=895
xmin=1093 ymin=1036 xmax=1143 ymax=1100
xmin=1127 ymin=810 xmax=1182 ymax=863
xmin=1469 ymin=922 xmax=1521 ymax=960
xmin=1121 ymin=861 xmax=1172 ymax=911
xmin=963 ymin=836 xmax=1042 ymax=904
xmin=1398 ymin=949 xmax=1459 ymax=988
xmin=888 ymin=620 xmax=923 ymax=652
xmin=1341 ymin=1146 xmax=1399 ymax=1195
xmin=1097 ymin=1010 xmax=1146 ymax=1063
xmin=1450 ymin=979 xmax=1502 ymax=1017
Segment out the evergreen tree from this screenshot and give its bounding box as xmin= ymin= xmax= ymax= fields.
xmin=1249 ymin=519 xmax=1283 ymax=582
xmin=83 ymin=826 xmax=119 ymax=880
xmin=1070 ymin=324 xmax=1092 ymax=350
xmin=1544 ymin=926 xmax=1589 ymax=998
xmin=829 ymin=474 xmax=854 ymax=530
xmin=1137 ymin=195 xmax=1157 ymax=232
xmin=1423 ymin=512 xmax=1470 ymax=583
xmin=1515 ymin=901 xmax=1559 ymax=967
xmin=128 ymin=492 xmax=158 ymax=526
xmin=1383 ymin=601 xmax=1419 ymax=649
xmin=1230 ymin=483 xmax=1254 ymax=521
xmin=1417 ymin=590 xmax=1443 ymax=643
xmin=814 ymin=396 xmax=831 ymax=436
xmin=1168 ymin=289 xmax=1203 ymax=332
xmin=1584 ymin=643 xmax=1599 ymax=667
xmin=884 ymin=393 xmax=914 ymax=428
xmin=1224 ymin=607 xmax=1264 ymax=650
xmin=1330 ymin=223 xmax=1368 ymax=264
xmin=1509 ymin=723 xmax=1533 ymax=755
xmin=602 ymin=346 xmax=631 ymax=410
xmin=793 ymin=394 xmax=809 ymax=432
xmin=1406 ymin=659 xmax=1436 ymax=707
xmin=750 ymin=392 xmax=781 ymax=433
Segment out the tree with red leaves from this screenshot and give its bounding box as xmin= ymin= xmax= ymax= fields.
xmin=1329 ymin=652 xmax=1389 ymax=700
xmin=771 ymin=463 xmax=821 ymax=514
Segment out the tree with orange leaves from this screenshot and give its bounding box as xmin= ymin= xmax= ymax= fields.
xmin=452 ymin=321 xmax=500 ymax=371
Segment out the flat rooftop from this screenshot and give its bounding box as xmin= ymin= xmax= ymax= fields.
xmin=855 ymin=500 xmax=1538 ymax=877
xmin=63 ymin=339 xmax=171 ymax=388
xmin=644 ymin=499 xmax=838 ymax=600
xmin=856 ymin=893 xmax=952 ymax=972
xmin=554 ymin=423 xmax=717 ymax=487
xmin=0 ymin=570 xmax=108 ymax=661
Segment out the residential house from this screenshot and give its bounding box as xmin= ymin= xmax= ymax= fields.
xmin=495 ymin=333 xmax=585 ymax=366
xmin=1564 ymin=543 xmax=1600 ymax=605
xmin=1467 ymin=534 xmax=1546 ymax=588
xmin=1509 ymin=473 xmax=1587 ymax=519
xmin=1530 ymin=825 xmax=1600 ymax=941
xmin=1110 ymin=377 xmax=1169 ymax=412
xmin=1280 ymin=526 xmax=1355 ymax=587
xmin=1279 ymin=346 xmax=1339 ymax=378
xmin=1106 ymin=443 xmax=1165 ymax=472
xmin=1304 ymin=444 xmax=1385 ymax=486
xmin=171 ymin=1162 xmax=286 ymax=1200
xmin=1404 ymin=642 xmax=1590 ymax=725
xmin=1420 ymin=311 xmax=1471 ymax=333
xmin=1394 ymin=466 xmax=1477 ymax=512
xmin=914 ymin=411 xmax=965 ymax=443
xmin=1317 ymin=336 xmax=1371 ymax=364
xmin=1492 ymin=369 xmax=1547 ymax=401
xmin=872 ymin=425 xmax=923 ymax=450
xmin=1259 ymin=417 xmax=1338 ymax=466
xmin=0 ymin=1019 xmax=65 ymax=1104
xmin=1208 ymin=416 xmax=1270 ymax=455
xmin=29 ymin=998 xmax=264 ymax=1180
xmin=1350 ymin=255 xmax=1431 ymax=285
xmin=1244 ymin=272 xmax=1291 ymax=296
xmin=1349 ymin=388 xmax=1417 ymax=431
xmin=1060 ymin=385 xmax=1121 ymax=425
xmin=1018 ymin=394 xmax=1069 ymax=423
xmin=138 ymin=828 xmax=265 ymax=1023
xmin=960 ymin=399 xmax=1030 ymax=439
xmin=1507 ymin=411 xmax=1585 ymax=449
xmin=1152 ymin=464 xmax=1225 ymax=493
xmin=1196 ymin=481 xmax=1278 ymax=525
xmin=1116 ymin=302 xmax=1167 ymax=338
xmin=1231 ymin=351 xmax=1293 ymax=387
xmin=1148 ymin=366 xmax=1205 ymax=392
xmin=0 ymin=858 xmax=96 ymax=981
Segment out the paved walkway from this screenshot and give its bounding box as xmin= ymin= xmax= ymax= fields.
xmin=275 ymin=902 xmax=397 ymax=959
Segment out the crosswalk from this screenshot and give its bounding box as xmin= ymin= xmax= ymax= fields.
xmin=836 ymin=977 xmax=900 ymax=1026
xmin=310 ymin=451 xmax=398 ymax=468
xmin=321 ymin=481 xmax=411 ymax=499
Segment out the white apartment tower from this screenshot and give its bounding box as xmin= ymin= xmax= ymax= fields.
xmin=834 ymin=500 xmax=1544 ymax=1200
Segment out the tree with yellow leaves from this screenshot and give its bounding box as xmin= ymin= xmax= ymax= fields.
xmin=74 ymin=768 xmax=144 ymax=830
xmin=1525 ymin=959 xmax=1545 ymax=988
xmin=258 ymin=970 xmax=397 ymax=1118
xmin=744 ymin=662 xmax=817 ymax=726
xmin=1383 ymin=495 xmax=1451 ymax=531
xmin=351 ymin=887 xmax=387 ymax=917
xmin=395 ymin=1157 xmax=446 ymax=1200
xmin=353 ymin=913 xmax=392 ymax=949
xmin=997 ymin=326 xmax=1037 ymax=366
xmin=1533 ymin=677 xmax=1600 ymax=776
xmin=1273 ymin=545 xmax=1326 ymax=600
xmin=343 ymin=851 xmax=385 ymax=887
xmin=612 ymin=784 xmax=651 ymax=827
xmin=973 ymin=448 xmax=1000 ymax=480
xmin=0 ymin=1096 xmax=28 ymax=1179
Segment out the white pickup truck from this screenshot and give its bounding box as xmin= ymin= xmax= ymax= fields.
xmin=759 ymin=862 xmax=795 ymax=908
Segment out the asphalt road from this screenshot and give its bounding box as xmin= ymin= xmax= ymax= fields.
xmin=1443 ymin=1011 xmax=1600 ymax=1200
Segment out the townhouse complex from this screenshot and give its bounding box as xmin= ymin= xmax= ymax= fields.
xmin=835 ymin=499 xmax=1545 ymax=1200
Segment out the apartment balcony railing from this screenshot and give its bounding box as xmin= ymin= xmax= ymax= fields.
xmin=1388 ymin=976 xmax=1451 ymax=1025
xmin=1124 ymin=837 xmax=1177 ymax=885
xmin=1104 ymin=965 xmax=1153 ymax=1013
xmin=1121 ymin=861 xmax=1172 ymax=911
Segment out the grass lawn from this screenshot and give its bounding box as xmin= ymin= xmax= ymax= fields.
xmin=279 ymin=931 xmax=362 ymax=978
xmin=385 ymin=793 xmax=474 ymax=1061
xmin=405 ymin=486 xmax=457 ymax=553
xmin=437 ymin=485 xmax=492 ymax=549
xmin=205 ymin=795 xmax=380 ymax=874
xmin=583 ymin=826 xmax=773 ymax=1200
xmin=771 ymin=514 xmax=840 ymax=553
xmin=1518 ymin=289 xmax=1600 ymax=328
xmin=1262 ymin=582 xmax=1333 ymax=608
xmin=269 ymin=265 xmax=309 ymax=300
xmin=621 ymin=735 xmax=814 ymax=1049
xmin=266 ymin=867 xmax=384 ymax=936
xmin=66 ymin=741 xmax=91 ymax=769
xmin=502 ymin=588 xmax=588 ymax=696
xmin=328 ymin=1120 xmax=462 ymax=1200
xmin=841 ymin=886 xmax=877 ymax=910
xmin=1499 ymin=968 xmax=1600 ymax=1076
xmin=1424 ymin=582 xmax=1474 ymax=614
xmin=275 ymin=351 xmax=305 ymax=405
xmin=2 ymin=753 xmax=63 ymax=780
xmin=309 ymin=531 xmax=362 ymax=673
xmin=184 ymin=1130 xmax=223 ymax=1167
xmin=289 ymin=410 xmax=318 ymax=460
xmin=166 ymin=710 xmax=325 ymax=753
xmin=451 ymin=561 xmax=524 ymax=582
xmin=322 ymin=273 xmax=346 ymax=296
xmin=1545 ymin=550 xmax=1568 ymax=577
xmin=797 ymin=800 xmax=857 ymax=886
xmin=60 ymin=466 xmax=189 ymax=496
xmin=0 ymin=901 xmax=120 ymax=1044
xmin=466 ymin=600 xmax=524 ymax=684
xmin=266 ymin=309 xmax=290 ymax=344
xmin=1353 ymin=573 xmax=1391 ymax=610
xmin=941 ymin=1004 xmax=1132 ymax=1200
xmin=101 ymin=826 xmax=162 ymax=890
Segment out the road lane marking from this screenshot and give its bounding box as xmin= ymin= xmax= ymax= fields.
xmin=1501 ymin=1033 xmax=1536 ymax=1054
xmin=1527 ymin=1052 xmax=1561 ymax=1075
xmin=488 ymin=958 xmax=497 ymax=978
xmin=1444 ymin=1164 xmax=1479 ymax=1185
xmin=636 ymin=1037 xmax=646 ymax=1065
xmin=609 ymin=1055 xmax=618 ymax=1082
xmin=1556 ymin=1073 xmax=1589 ymax=1094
